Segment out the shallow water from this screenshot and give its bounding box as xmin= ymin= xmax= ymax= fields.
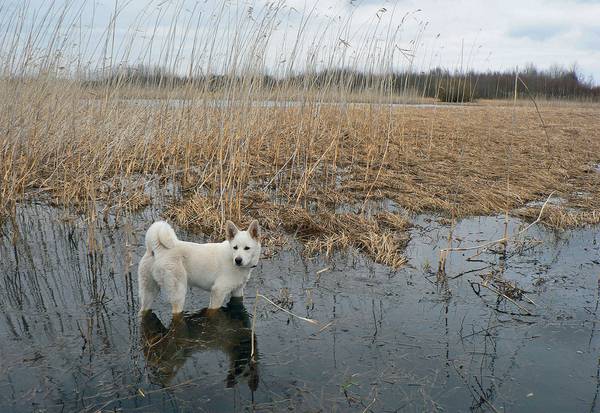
xmin=1 ymin=204 xmax=599 ymax=412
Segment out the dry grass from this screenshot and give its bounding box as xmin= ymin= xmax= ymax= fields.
xmin=166 ymin=191 xmax=410 ymax=267
xmin=2 ymin=79 xmax=600 ymax=267
xmin=515 ymin=206 xmax=600 ymax=229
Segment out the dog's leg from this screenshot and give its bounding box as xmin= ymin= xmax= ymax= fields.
xmin=138 ymin=255 xmax=160 ymax=314
xmin=166 ymin=278 xmax=187 ymax=315
xmin=207 ymin=286 xmax=227 ymax=316
xmin=231 ymin=285 xmax=244 ymax=299
xmin=157 ymin=260 xmax=187 ymax=316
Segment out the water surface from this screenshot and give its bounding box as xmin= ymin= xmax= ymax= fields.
xmin=1 ymin=204 xmax=599 ymax=412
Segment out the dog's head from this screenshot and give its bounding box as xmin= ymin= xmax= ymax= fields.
xmin=225 ymin=220 xmax=261 ymax=268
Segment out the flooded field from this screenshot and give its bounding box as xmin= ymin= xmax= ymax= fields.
xmin=1 ymin=204 xmax=599 ymax=412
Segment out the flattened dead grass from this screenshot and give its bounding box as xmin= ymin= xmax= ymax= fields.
xmin=166 ymin=192 xmax=410 ymax=267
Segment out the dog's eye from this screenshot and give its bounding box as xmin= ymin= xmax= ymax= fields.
xmin=233 ymin=246 xmax=238 ymax=250
xmin=244 ymin=246 xmax=250 ymax=250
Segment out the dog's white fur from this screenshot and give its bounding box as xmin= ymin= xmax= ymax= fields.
xmin=138 ymin=220 xmax=261 ymax=314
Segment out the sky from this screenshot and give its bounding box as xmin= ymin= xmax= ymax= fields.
xmin=5 ymin=0 xmax=600 ymax=83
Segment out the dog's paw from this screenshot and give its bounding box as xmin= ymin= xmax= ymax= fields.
xmin=139 ymin=309 xmax=153 ymax=318
xmin=200 ymin=307 xmax=221 ymax=317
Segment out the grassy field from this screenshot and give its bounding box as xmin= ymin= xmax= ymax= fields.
xmin=2 ymin=77 xmax=600 ymax=267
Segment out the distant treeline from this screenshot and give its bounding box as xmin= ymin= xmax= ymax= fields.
xmin=417 ymin=65 xmax=600 ymax=101
xmin=87 ymin=64 xmax=600 ymax=101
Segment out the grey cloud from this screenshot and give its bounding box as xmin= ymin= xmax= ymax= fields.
xmin=578 ymin=27 xmax=600 ymax=48
xmin=508 ymin=23 xmax=569 ymax=41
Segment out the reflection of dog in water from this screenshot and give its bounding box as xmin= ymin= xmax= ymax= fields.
xmin=141 ymin=298 xmax=258 ymax=391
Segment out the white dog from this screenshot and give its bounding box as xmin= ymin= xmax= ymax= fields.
xmin=138 ymin=220 xmax=261 ymax=316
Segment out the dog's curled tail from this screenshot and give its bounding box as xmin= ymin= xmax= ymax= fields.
xmin=145 ymin=221 xmax=178 ymax=255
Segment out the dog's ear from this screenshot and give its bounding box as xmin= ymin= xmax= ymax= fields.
xmin=248 ymin=220 xmax=261 ymax=240
xmin=225 ymin=220 xmax=239 ymax=241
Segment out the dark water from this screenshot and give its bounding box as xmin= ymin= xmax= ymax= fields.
xmin=1 ymin=204 xmax=599 ymax=412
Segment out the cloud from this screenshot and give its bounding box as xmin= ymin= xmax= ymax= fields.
xmin=577 ymin=27 xmax=600 ymax=49
xmin=508 ymin=24 xmax=569 ymax=42
xmin=8 ymin=0 xmax=600 ymax=83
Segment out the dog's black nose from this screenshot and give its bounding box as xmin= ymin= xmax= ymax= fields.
xmin=235 ymin=257 xmax=243 ymax=265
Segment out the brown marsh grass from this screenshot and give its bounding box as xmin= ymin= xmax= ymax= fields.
xmin=3 ymin=83 xmax=600 ymax=266
xmin=1 ymin=2 xmax=599 ymax=267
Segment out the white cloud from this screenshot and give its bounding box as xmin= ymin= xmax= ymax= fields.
xmin=6 ymin=0 xmax=600 ymax=82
